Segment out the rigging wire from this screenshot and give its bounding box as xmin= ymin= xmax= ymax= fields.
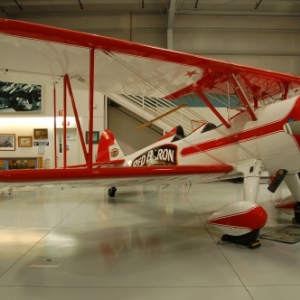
xmin=103 ymin=51 xmax=172 ymax=98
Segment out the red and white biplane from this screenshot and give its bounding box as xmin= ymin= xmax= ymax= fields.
xmin=1 ymin=18 xmax=300 ymax=247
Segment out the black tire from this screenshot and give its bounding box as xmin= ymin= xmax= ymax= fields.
xmin=108 ymin=187 xmax=117 ymax=197
xmin=294 ymin=202 xmax=300 ymax=223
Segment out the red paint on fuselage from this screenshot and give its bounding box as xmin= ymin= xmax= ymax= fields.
xmin=181 ymin=96 xmax=300 ymax=157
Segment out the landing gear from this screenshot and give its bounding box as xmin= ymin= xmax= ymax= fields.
xmin=284 ymin=174 xmax=300 ymax=224
xmin=292 ymin=201 xmax=300 ymax=224
xmin=221 ymin=229 xmax=261 ymax=249
xmin=108 ymin=187 xmax=117 ymax=197
xmin=1 ymin=187 xmax=13 ymax=196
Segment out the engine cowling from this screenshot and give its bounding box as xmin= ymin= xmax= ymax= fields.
xmin=207 ymin=201 xmax=267 ymax=236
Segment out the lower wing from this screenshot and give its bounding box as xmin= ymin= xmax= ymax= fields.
xmin=0 ymin=165 xmax=236 ymax=189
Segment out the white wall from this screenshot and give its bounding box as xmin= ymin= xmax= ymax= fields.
xmin=173 ymin=15 xmax=300 ymax=75
xmin=16 ymin=13 xmax=300 ymax=75
xmin=108 ymin=106 xmax=162 ymax=155
xmin=0 ymin=85 xmax=106 ymax=167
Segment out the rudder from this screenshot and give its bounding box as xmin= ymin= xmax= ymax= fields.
xmin=96 ymin=129 xmax=125 ymax=165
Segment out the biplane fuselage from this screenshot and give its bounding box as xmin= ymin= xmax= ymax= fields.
xmin=112 ymin=95 xmax=300 ymax=180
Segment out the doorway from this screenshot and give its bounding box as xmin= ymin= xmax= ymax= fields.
xmin=56 ymin=128 xmax=79 ymax=168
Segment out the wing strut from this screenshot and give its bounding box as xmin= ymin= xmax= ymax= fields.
xmin=284 ymin=83 xmax=290 ymax=100
xmin=88 ymin=48 xmax=95 ymax=169
xmin=63 ymin=76 xmax=68 ymax=168
xmin=229 ymin=74 xmax=257 ymax=121
xmin=53 ymin=86 xmax=57 ymax=169
xmin=59 ymin=60 xmax=95 ymax=169
xmin=197 ymin=91 xmax=231 ymax=128
xmin=65 ymin=75 xmax=88 ymax=164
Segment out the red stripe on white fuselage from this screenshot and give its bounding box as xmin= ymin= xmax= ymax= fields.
xmin=170 ymin=96 xmax=300 ymax=175
xmin=123 ymin=96 xmax=300 ymax=176
xmin=181 ymin=97 xmax=300 ymax=157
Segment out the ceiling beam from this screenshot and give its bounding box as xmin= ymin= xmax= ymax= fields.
xmin=167 ymin=0 xmax=176 ymax=50
xmin=167 ymin=0 xmax=176 ymax=29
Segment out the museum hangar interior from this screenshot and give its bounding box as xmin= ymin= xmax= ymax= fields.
xmin=0 ymin=1 xmax=300 ymax=300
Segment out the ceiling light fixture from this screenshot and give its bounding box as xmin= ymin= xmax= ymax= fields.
xmin=195 ymin=0 xmax=199 ymax=9
xmin=142 ymin=0 xmax=145 ymax=9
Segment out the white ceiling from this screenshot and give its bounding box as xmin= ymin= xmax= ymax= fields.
xmin=1 ymin=0 xmax=300 ymax=18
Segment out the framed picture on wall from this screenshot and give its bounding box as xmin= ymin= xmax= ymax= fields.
xmin=85 ymin=131 xmax=100 ymax=144
xmin=18 ymin=136 xmax=33 ymax=147
xmin=0 ymin=134 xmax=15 ymax=151
xmin=34 ymin=128 xmax=48 ymax=139
xmin=0 ymin=81 xmax=42 ymax=113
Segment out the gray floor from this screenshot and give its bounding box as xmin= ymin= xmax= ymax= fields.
xmin=0 ymin=180 xmax=299 ymax=300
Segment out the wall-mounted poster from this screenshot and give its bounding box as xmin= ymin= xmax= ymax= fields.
xmin=18 ymin=136 xmax=33 ymax=147
xmin=0 ymin=134 xmax=15 ymax=151
xmin=34 ymin=128 xmax=48 ymax=139
xmin=85 ymin=131 xmax=100 ymax=144
xmin=0 ymin=81 xmax=42 ymax=113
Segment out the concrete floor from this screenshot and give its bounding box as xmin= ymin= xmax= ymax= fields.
xmin=0 ymin=180 xmax=299 ymax=300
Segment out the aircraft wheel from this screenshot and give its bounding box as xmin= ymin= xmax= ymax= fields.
xmin=108 ymin=187 xmax=117 ymax=197
xmin=293 ymin=202 xmax=300 ymax=224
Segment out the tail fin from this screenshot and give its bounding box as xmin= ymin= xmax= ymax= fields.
xmin=96 ymin=129 xmax=125 ymax=165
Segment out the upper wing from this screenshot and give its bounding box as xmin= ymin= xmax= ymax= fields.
xmin=1 ymin=18 xmax=300 ymax=105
